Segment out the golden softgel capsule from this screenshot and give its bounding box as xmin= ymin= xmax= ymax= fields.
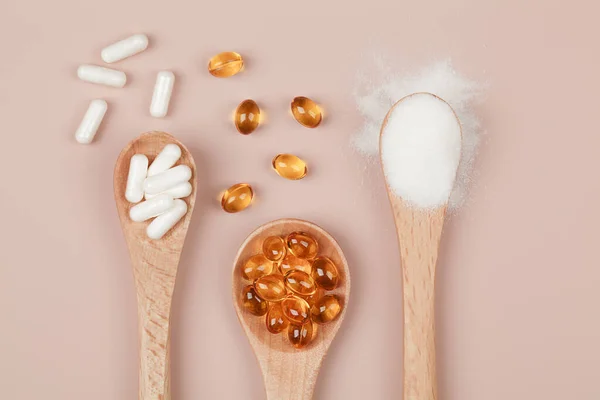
xmin=281 ymin=295 xmax=310 ymax=324
xmin=242 ymin=254 xmax=273 ymax=281
xmin=290 ymin=96 xmax=322 ymax=128
xmin=272 ymin=154 xmax=307 ymax=180
xmin=286 ymin=232 xmax=318 ymax=259
xmin=221 ymin=183 xmax=253 ymax=213
xmin=235 ymin=99 xmax=260 ymax=135
xmin=288 ymin=320 xmax=314 ymax=349
xmin=311 ymin=256 xmax=340 ymax=290
xmin=254 ymin=274 xmax=286 ymax=302
xmin=208 ymin=52 xmax=244 ymax=78
xmin=311 ymin=294 xmax=342 ymax=324
xmin=262 ymin=236 xmax=286 ymax=263
xmin=242 ymin=285 xmax=268 ymax=316
xmin=266 ymin=303 xmax=289 ymax=334
xmin=279 ymin=255 xmax=312 ymax=275
xmin=284 ymin=270 xmax=316 ymax=296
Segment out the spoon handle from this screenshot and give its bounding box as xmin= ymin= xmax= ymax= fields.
xmin=260 ymin=351 xmax=320 ymax=400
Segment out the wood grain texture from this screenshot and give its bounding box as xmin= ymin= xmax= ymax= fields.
xmin=232 ymin=219 xmax=351 ymax=400
xmin=114 ymin=131 xmax=197 ymax=400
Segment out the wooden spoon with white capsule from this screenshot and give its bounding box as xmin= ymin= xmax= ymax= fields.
xmin=114 ymin=131 xmax=197 ymax=400
xmin=380 ymin=93 xmax=462 ymax=400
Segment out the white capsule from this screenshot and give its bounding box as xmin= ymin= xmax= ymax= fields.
xmin=143 ymin=165 xmax=191 ymax=195
xmin=101 ymin=34 xmax=149 ymax=63
xmin=147 ymin=199 xmax=188 ymax=240
xmin=145 ymin=181 xmax=192 ymax=200
xmin=147 ymin=144 xmax=182 ymax=176
xmin=150 ymin=71 xmax=175 ymax=118
xmin=129 ymin=194 xmax=174 ymax=222
xmin=75 ymin=99 xmax=107 ymax=144
xmin=77 ymin=64 xmax=126 ymax=88
xmin=125 ymin=154 xmax=149 ymax=203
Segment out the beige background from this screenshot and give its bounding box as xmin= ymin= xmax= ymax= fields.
xmin=1 ymin=0 xmax=599 ymax=399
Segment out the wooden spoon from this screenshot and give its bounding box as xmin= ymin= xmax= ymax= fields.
xmin=114 ymin=131 xmax=197 ymax=400
xmin=232 ymin=218 xmax=351 ymax=400
xmin=379 ymin=93 xmax=461 ymax=400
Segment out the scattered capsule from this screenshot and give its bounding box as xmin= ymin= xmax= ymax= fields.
xmin=77 ymin=64 xmax=127 ymax=88
xmin=262 ymin=236 xmax=286 ymax=263
xmin=290 ymin=96 xmax=322 ymax=128
xmin=279 ymin=255 xmax=312 ymax=275
xmin=221 ymin=183 xmax=254 ymax=213
xmin=281 ymin=295 xmax=310 ymax=324
xmin=235 ymin=99 xmax=260 ymax=135
xmin=286 ymin=232 xmax=318 ymax=260
xmin=101 ymin=33 xmax=149 ymax=63
xmin=242 ymin=254 xmax=273 ymax=281
xmin=242 ymin=285 xmax=268 ymax=316
xmin=288 ymin=320 xmax=314 ymax=349
xmin=311 ymin=295 xmax=342 ymax=324
xmin=254 ymin=274 xmax=286 ymax=302
xmin=311 ymin=256 xmax=340 ymax=290
xmin=266 ymin=303 xmax=289 ymax=334
xmin=208 ymin=52 xmax=244 ymax=78
xmin=272 ymin=154 xmax=307 ymax=180
xmin=284 ymin=270 xmax=316 ymax=296
xmin=75 ymin=99 xmax=108 ymax=145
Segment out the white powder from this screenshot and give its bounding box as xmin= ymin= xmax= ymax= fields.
xmin=381 ymin=93 xmax=461 ymax=208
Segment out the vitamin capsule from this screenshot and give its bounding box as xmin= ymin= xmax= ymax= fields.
xmin=241 ymin=285 xmax=267 ymax=316
xmin=266 ymin=303 xmax=289 ymax=334
xmin=234 ymin=99 xmax=260 ymax=135
xmin=125 ymin=154 xmax=149 ymax=203
xmin=208 ymin=52 xmax=244 ymax=78
xmin=290 ymin=96 xmax=322 ymax=128
xmin=254 ymin=275 xmax=286 ymax=302
xmin=129 ymin=194 xmax=174 ymax=222
xmin=272 ymin=154 xmax=307 ymax=180
xmin=286 ymin=232 xmax=318 ymax=259
xmin=279 ymin=255 xmax=311 ymax=275
xmin=75 ymin=99 xmax=107 ymax=144
xmin=281 ymin=295 xmax=310 ymax=324
xmin=101 ymin=33 xmax=149 ymax=63
xmin=311 ymin=256 xmax=340 ymax=290
xmin=143 ymin=165 xmax=192 ymax=195
xmin=145 ymin=181 xmax=192 ymax=200
xmin=311 ymin=295 xmax=342 ymax=324
xmin=242 ymin=254 xmax=273 ymax=281
xmin=147 ymin=144 xmax=181 ymax=176
xmin=284 ymin=270 xmax=316 ymax=296
xmin=220 ymin=183 xmax=253 ymax=213
xmin=302 ymin=288 xmax=323 ymax=307
xmin=77 ymin=64 xmax=126 ymax=88
xmin=262 ymin=236 xmax=286 ymax=263
xmin=288 ymin=320 xmax=314 ymax=349
xmin=146 ymin=199 xmax=187 ymax=240
xmin=150 ymin=71 xmax=175 ymax=118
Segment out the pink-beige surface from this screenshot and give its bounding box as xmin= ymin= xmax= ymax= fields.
xmin=1 ymin=0 xmax=599 ymax=399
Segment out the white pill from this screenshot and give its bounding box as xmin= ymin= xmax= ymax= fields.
xmin=101 ymin=34 xmax=149 ymax=63
xmin=143 ymin=165 xmax=191 ymax=195
xmin=147 ymin=144 xmax=182 ymax=176
xmin=150 ymin=71 xmax=175 ymax=118
xmin=125 ymin=154 xmax=149 ymax=203
xmin=129 ymin=194 xmax=174 ymax=222
xmin=147 ymin=199 xmax=188 ymax=240
xmin=75 ymin=99 xmax=107 ymax=144
xmin=77 ymin=64 xmax=127 ymax=88
xmin=145 ymin=181 xmax=192 ymax=200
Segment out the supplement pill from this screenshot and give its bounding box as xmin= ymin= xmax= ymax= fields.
xmin=281 ymin=295 xmax=310 ymax=324
xmin=129 ymin=194 xmax=174 ymax=222
xmin=75 ymin=99 xmax=107 ymax=144
xmin=288 ymin=320 xmax=314 ymax=349
xmin=262 ymin=236 xmax=286 ymax=263
xmin=101 ymin=33 xmax=149 ymax=63
xmin=311 ymin=256 xmax=340 ymax=290
xmin=284 ymin=270 xmax=316 ymax=296
xmin=234 ymin=99 xmax=260 ymax=135
xmin=77 ymin=64 xmax=126 ymax=88
xmin=311 ymin=295 xmax=342 ymax=324
xmin=145 ymin=181 xmax=192 ymax=200
xmin=143 ymin=165 xmax=192 ymax=195
xmin=242 ymin=254 xmax=273 ymax=281
xmin=150 ymin=71 xmax=175 ymax=118
xmin=266 ymin=303 xmax=289 ymax=334
xmin=286 ymin=232 xmax=319 ymax=259
xmin=147 ymin=144 xmax=181 ymax=176
xmin=290 ymin=96 xmax=322 ymax=128
xmin=146 ymin=199 xmax=187 ymax=239
xmin=242 ymin=285 xmax=268 ymax=316
xmin=272 ymin=154 xmax=307 ymax=180
xmin=220 ymin=183 xmax=253 ymax=213
xmin=254 ymin=275 xmax=286 ymax=302
xmin=279 ymin=255 xmax=312 ymax=275
xmin=125 ymin=154 xmax=149 ymax=203
xmin=208 ymin=52 xmax=244 ymax=78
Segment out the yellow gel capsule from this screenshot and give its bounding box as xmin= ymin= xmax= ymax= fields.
xmin=242 ymin=254 xmax=273 ymax=281
xmin=266 ymin=302 xmax=289 ymax=334
xmin=288 ymin=320 xmax=314 ymax=349
xmin=286 ymin=231 xmax=318 ymax=260
xmin=279 ymin=255 xmax=312 ymax=275
xmin=235 ymin=99 xmax=260 ymax=135
xmin=241 ymin=285 xmax=267 ymax=316
xmin=221 ymin=183 xmax=253 ymax=213
xmin=262 ymin=236 xmax=286 ymax=263
xmin=281 ymin=295 xmax=310 ymax=324
xmin=272 ymin=154 xmax=307 ymax=180
xmin=290 ymin=96 xmax=322 ymax=128
xmin=311 ymin=294 xmax=342 ymax=324
xmin=311 ymin=256 xmax=340 ymax=290
xmin=284 ymin=270 xmax=316 ymax=296
xmin=208 ymin=52 xmax=244 ymax=78
xmin=254 ymin=274 xmax=286 ymax=302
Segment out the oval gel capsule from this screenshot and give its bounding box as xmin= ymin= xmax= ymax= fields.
xmin=145 ymin=181 xmax=192 ymax=200
xmin=143 ymin=165 xmax=191 ymax=195
xmin=77 ymin=64 xmax=126 ymax=88
xmin=147 ymin=144 xmax=181 ymax=176
xmin=146 ymin=199 xmax=188 ymax=240
xmin=101 ymin=34 xmax=149 ymax=63
xmin=150 ymin=71 xmax=175 ymax=118
xmin=129 ymin=194 xmax=174 ymax=222
xmin=125 ymin=154 xmax=149 ymax=203
xmin=75 ymin=99 xmax=107 ymax=144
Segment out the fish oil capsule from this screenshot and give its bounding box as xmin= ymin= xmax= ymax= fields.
xmin=241 ymin=285 xmax=268 ymax=316
xmin=281 ymin=295 xmax=310 ymax=324
xmin=235 ymin=99 xmax=260 ymax=135
xmin=286 ymin=232 xmax=318 ymax=260
xmin=311 ymin=295 xmax=342 ymax=324
xmin=284 ymin=270 xmax=316 ymax=296
xmin=303 ymin=288 xmax=323 ymax=307
xmin=75 ymin=99 xmax=107 ymax=144
xmin=143 ymin=165 xmax=192 ymax=195
xmin=101 ymin=33 xmax=149 ymax=63
xmin=311 ymin=256 xmax=340 ymax=290
xmin=77 ymin=64 xmax=127 ymax=88
xmin=288 ymin=320 xmax=314 ymax=349
xmin=262 ymin=236 xmax=286 ymax=263
xmin=208 ymin=52 xmax=244 ymax=78
xmin=266 ymin=303 xmax=289 ymax=334
xmin=150 ymin=71 xmax=175 ymax=118
xmin=242 ymin=254 xmax=273 ymax=281
xmin=221 ymin=183 xmax=253 ymax=213
xmin=125 ymin=154 xmax=149 ymax=203
xmin=279 ymin=255 xmax=311 ymax=275
xmin=290 ymin=96 xmax=322 ymax=128
xmin=147 ymin=144 xmax=181 ymax=176
xmin=254 ymin=275 xmax=286 ymax=302
xmin=272 ymin=154 xmax=307 ymax=180
xmin=146 ymin=199 xmax=188 ymax=240
xmin=129 ymin=194 xmax=174 ymax=222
